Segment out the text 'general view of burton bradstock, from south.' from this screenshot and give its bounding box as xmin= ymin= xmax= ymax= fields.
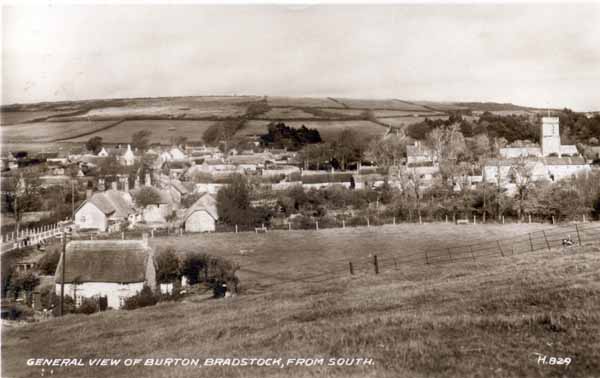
xmin=1 ymin=3 xmax=600 ymax=378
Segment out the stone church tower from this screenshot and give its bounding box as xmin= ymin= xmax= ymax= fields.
xmin=541 ymin=117 xmax=560 ymax=156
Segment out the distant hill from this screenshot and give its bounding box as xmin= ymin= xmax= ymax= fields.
xmin=0 ymin=96 xmax=574 ymax=146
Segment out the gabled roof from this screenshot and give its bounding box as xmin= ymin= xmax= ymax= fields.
xmin=55 ymin=240 xmax=152 ymax=284
xmin=183 ymin=192 xmax=218 ymax=221
xmin=171 ymin=180 xmax=191 ymax=195
xmin=84 ymin=189 xmax=135 ymax=217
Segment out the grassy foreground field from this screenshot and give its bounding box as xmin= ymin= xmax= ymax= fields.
xmin=2 ymin=240 xmax=600 ymax=378
xmin=5 ymin=223 xmax=600 ymax=378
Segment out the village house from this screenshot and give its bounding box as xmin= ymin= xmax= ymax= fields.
xmin=54 ymin=238 xmax=156 ymax=309
xmin=183 ymin=193 xmax=218 ymax=232
xmin=406 ymin=141 xmax=435 ymax=165
xmin=74 ymin=179 xmax=138 ymax=232
xmin=120 ymin=144 xmax=136 ymax=166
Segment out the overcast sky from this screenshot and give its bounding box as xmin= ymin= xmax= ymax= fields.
xmin=2 ymin=3 xmax=599 ymax=110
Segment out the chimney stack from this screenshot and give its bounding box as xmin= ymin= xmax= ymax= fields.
xmin=111 ymin=181 xmax=118 ymax=191
xmin=98 ymin=178 xmax=105 ymax=191
xmin=145 ymin=173 xmax=151 ymax=187
xmin=134 ymin=177 xmax=140 ymax=189
xmin=123 ymin=177 xmax=129 ymax=192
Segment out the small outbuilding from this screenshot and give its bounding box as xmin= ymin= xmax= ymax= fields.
xmin=183 ymin=193 xmax=218 ymax=233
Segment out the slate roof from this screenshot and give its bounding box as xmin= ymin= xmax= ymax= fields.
xmin=55 ymin=240 xmax=152 ymax=284
xmin=183 ymin=192 xmax=218 ymax=221
xmin=85 ymin=189 xmax=135 ymax=217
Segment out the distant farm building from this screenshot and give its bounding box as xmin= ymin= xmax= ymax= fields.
xmin=183 ymin=193 xmax=218 ymax=232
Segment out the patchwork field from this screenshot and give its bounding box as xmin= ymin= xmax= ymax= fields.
xmin=0 ymin=96 xmax=541 ymax=147
xmin=259 ymin=107 xmax=319 ymax=120
xmin=3 ymin=223 xmax=600 ymax=378
xmin=238 ymin=119 xmax=386 ymax=142
xmin=65 ymin=120 xmax=217 ymax=144
xmin=333 ymin=98 xmax=430 ymax=111
xmin=266 ymin=96 xmax=344 ymax=108
xmin=378 ymin=115 xmax=450 ymax=128
xmin=0 ymin=110 xmax=80 ymax=125
xmin=0 ymin=120 xmax=119 ymax=143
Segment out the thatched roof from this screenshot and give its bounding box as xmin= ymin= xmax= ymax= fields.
xmin=55 ymin=240 xmax=152 ymax=284
xmin=183 ymin=192 xmax=218 ymax=221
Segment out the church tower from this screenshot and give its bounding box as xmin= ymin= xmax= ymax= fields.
xmin=541 ymin=117 xmax=560 ymax=156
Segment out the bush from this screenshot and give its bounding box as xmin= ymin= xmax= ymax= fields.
xmin=76 ymin=298 xmax=99 ymax=315
xmin=156 ymin=247 xmax=180 ymax=284
xmin=180 ymin=252 xmax=239 ymax=293
xmin=122 ymin=285 xmax=158 ymax=310
xmin=37 ymin=248 xmax=61 ymax=275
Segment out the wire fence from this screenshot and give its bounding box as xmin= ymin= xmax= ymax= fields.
xmin=347 ymin=222 xmax=600 ymax=276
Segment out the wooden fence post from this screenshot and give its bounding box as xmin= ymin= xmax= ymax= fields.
xmin=575 ymin=224 xmax=582 ymax=245
xmin=121 ymin=232 xmax=124 ymax=240
xmin=373 ymin=255 xmax=379 ymax=274
xmin=529 ymin=214 xmax=532 ymax=224
xmin=316 ymin=221 xmax=319 ymax=231
xmin=425 ymin=251 xmax=429 ymax=265
xmin=552 ymin=216 xmax=555 ymax=225
xmin=473 ymin=215 xmax=476 ymax=225
xmin=445 ymin=215 xmax=448 ymax=224
xmin=502 ymin=215 xmax=505 ymax=224
xmin=342 ymin=220 xmax=345 ymax=229
xmin=419 ymin=215 xmax=422 ymax=225
xmin=497 ymin=240 xmax=505 ymax=257
xmin=288 ymin=223 xmax=291 ymax=231
xmin=469 ymin=245 xmax=476 ymax=261
xmin=349 ymin=262 xmax=354 ymax=275
xmin=529 ymin=233 xmax=534 ymax=252
xmin=583 ymin=214 xmax=586 ymax=223
xmin=543 ymin=230 xmax=551 ymax=250
xmin=367 ymin=217 xmax=370 ymax=227
xmin=393 ymin=217 xmax=396 ymax=225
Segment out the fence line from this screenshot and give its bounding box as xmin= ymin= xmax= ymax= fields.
xmin=239 ymin=223 xmax=600 ymax=290
xmin=0 ymin=222 xmax=72 ymax=254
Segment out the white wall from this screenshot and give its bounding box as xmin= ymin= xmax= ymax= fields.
xmin=75 ymin=203 xmax=107 ymax=231
xmin=55 ymin=282 xmax=144 ymax=309
xmin=185 ymin=210 xmax=216 ymax=232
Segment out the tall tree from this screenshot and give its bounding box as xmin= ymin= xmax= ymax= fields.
xmin=131 ymin=130 xmax=152 ymax=153
xmin=85 ymin=136 xmax=103 ymax=154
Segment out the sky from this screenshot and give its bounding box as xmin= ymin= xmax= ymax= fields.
xmin=2 ymin=3 xmax=600 ymax=111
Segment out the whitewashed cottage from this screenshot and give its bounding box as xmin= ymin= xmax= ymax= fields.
xmin=74 ymin=183 xmax=137 ymax=232
xmin=54 ymin=238 xmax=156 ymax=309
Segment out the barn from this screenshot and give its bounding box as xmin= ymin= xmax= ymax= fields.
xmin=183 ymin=193 xmax=218 ymax=233
xmin=54 ymin=238 xmax=156 ymax=309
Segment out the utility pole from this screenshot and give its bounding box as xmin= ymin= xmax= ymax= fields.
xmin=59 ymin=228 xmax=70 ymax=316
xmin=71 ymin=180 xmax=75 ymax=220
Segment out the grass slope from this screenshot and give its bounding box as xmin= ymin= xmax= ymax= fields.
xmin=2 ymin=243 xmax=600 ymax=378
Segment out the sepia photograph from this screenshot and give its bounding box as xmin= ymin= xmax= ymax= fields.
xmin=1 ymin=1 xmax=600 ymax=377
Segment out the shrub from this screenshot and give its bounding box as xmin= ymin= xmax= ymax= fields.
xmin=180 ymin=252 xmax=239 ymax=293
xmin=37 ymin=248 xmax=61 ymax=275
xmin=156 ymin=247 xmax=180 ymax=284
xmin=76 ymin=298 xmax=99 ymax=315
xmin=180 ymin=252 xmax=209 ymax=285
xmin=122 ymin=285 xmax=158 ymax=310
